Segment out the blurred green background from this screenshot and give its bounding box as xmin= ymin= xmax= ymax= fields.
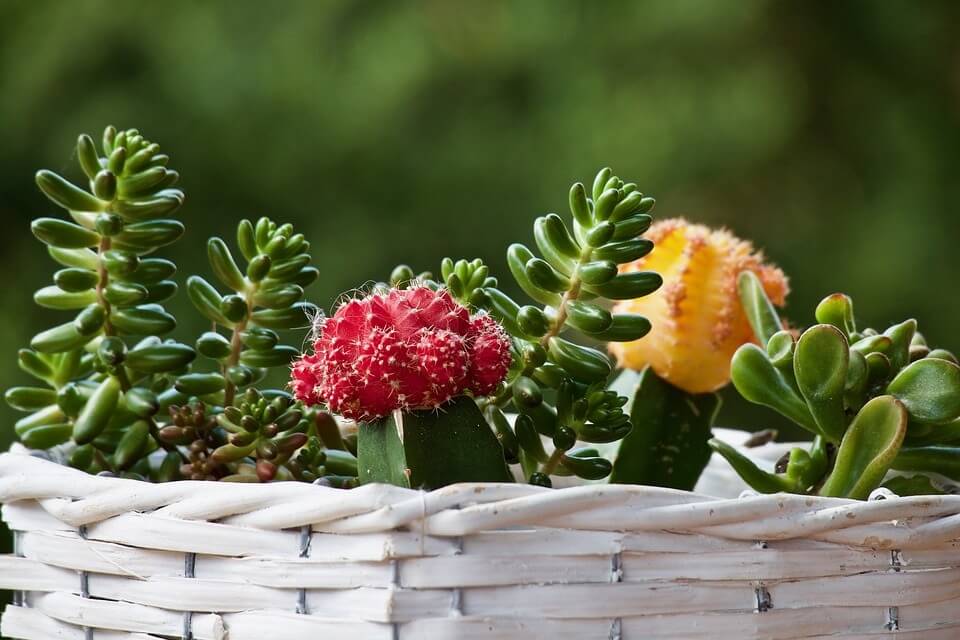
xmin=2 ymin=0 xmax=960 ymax=446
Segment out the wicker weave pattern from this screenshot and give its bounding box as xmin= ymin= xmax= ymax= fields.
xmin=2 ymin=452 xmax=960 ymax=639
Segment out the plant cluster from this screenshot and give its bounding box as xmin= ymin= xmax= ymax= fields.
xmin=7 ymin=127 xmax=356 ymax=484
xmin=8 ymin=126 xmax=959 ymax=499
xmin=470 ymin=169 xmax=664 ymax=486
xmin=710 ymin=274 xmax=960 ymax=498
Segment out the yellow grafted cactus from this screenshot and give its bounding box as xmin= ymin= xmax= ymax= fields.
xmin=609 ymin=218 xmax=789 ymax=393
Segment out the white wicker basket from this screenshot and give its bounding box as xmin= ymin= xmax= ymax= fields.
xmin=2 ymin=447 xmax=960 ymax=640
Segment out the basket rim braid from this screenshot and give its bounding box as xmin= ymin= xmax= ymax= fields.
xmin=3 ymin=449 xmax=960 ymax=639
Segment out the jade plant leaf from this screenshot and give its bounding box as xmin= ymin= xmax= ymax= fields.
xmin=707 ymin=438 xmax=795 ymax=493
xmin=610 ymin=367 xmax=720 ymax=490
xmin=814 ymin=293 xmax=856 ymax=338
xmin=820 ymin=395 xmax=908 ymax=499
xmin=793 ymin=324 xmax=848 ymax=442
xmin=883 ymin=474 xmax=948 ymax=496
xmin=737 ymin=270 xmax=782 ymax=346
xmin=892 ymin=445 xmax=960 ymax=481
xmin=882 ymin=319 xmax=917 ymax=372
xmin=886 ymin=357 xmax=960 ymax=424
xmin=358 ymin=396 xmax=514 ymax=489
xmin=731 ymin=343 xmax=820 ymax=436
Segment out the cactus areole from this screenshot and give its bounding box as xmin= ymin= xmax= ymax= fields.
xmin=292 ymin=287 xmax=512 ymax=422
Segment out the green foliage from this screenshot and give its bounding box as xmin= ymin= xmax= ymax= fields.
xmin=820 ymin=395 xmax=907 ymax=499
xmin=451 ymin=169 xmax=660 ymax=486
xmin=6 ymin=126 xmax=353 ymax=486
xmin=714 ymin=277 xmax=960 ymax=497
xmin=609 ymin=368 xmax=720 ymax=490
xmin=386 ymin=169 xmax=661 ymax=487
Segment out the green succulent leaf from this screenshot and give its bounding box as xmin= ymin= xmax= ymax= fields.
xmin=737 ymin=270 xmax=781 ymax=347
xmin=208 ymin=237 xmax=247 ymax=292
xmin=611 ymin=213 xmax=653 ymax=241
xmin=568 ymin=183 xmax=592 ymax=228
xmin=886 ymin=357 xmax=960 ymax=424
xmin=565 ymin=300 xmax=613 ymax=334
xmin=507 ymin=243 xmax=561 ymax=306
xmin=814 ymin=293 xmax=856 ymax=338
xmin=731 ymin=343 xmax=820 ymax=435
xmin=34 ymin=286 xmax=98 ymax=310
xmin=578 ymin=260 xmax=618 ymax=285
xmin=793 ymin=324 xmax=849 ymax=442
xmin=22 ymin=423 xmax=73 ymax=449
xmin=175 ymin=373 xmax=227 ymax=396
xmin=882 ymin=319 xmax=917 ymax=372
xmin=186 ymin=276 xmax=230 ymax=325
xmin=104 ymin=282 xmax=148 ymax=306
xmin=124 ymin=342 xmax=196 ymax=373
xmin=5 ymin=387 xmax=58 ymax=412
xmin=49 ymin=247 xmax=99 ymax=270
xmin=592 ymin=238 xmax=654 ymax=263
xmin=547 ymin=336 xmax=612 ymax=383
xmin=111 ymin=305 xmax=176 ymax=335
xmin=114 ymin=219 xmax=184 ymax=252
xmin=54 ymin=268 xmax=99 ymax=292
xmin=765 ymin=330 xmax=795 ymax=368
xmin=72 ymin=376 xmax=122 ymax=445
xmin=560 ymin=452 xmax=612 ymax=480
xmin=582 ymin=270 xmax=661 ymax=300
xmin=820 ymin=395 xmax=907 ymax=499
xmin=31 ymin=321 xmax=91 ymax=353
xmin=708 ymin=438 xmax=795 ymax=493
xmin=35 ymin=170 xmax=105 ymax=213
xmin=587 ymin=313 xmax=651 ymax=342
xmin=113 ymin=420 xmax=151 ymax=470
xmin=892 ymin=446 xmax=960 ymax=481
xmin=32 ymin=218 xmax=100 ymax=249
xmin=250 ymin=302 xmax=317 ymax=330
xmin=239 ymin=345 xmax=300 ymax=368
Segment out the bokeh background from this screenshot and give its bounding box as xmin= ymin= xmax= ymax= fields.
xmin=1 ymin=0 xmax=959 ymax=456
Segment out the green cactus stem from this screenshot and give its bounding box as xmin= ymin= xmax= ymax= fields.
xmin=608 ymin=367 xmax=720 ymax=490
xmin=358 ymin=396 xmax=514 ymax=489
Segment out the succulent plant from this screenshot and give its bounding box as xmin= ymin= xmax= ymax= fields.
xmin=712 ymin=276 xmax=960 ymax=498
xmin=604 ymin=220 xmax=787 ymax=489
xmin=461 ymin=168 xmax=663 ymax=486
xmin=291 ymin=287 xmax=510 ymax=421
xmin=608 ymin=219 xmax=789 ymax=393
xmin=5 ymin=126 xmax=359 ymax=486
xmin=292 ymin=286 xmax=514 ymax=488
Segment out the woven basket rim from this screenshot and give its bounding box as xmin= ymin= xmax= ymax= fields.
xmin=2 ymin=449 xmax=959 ymax=548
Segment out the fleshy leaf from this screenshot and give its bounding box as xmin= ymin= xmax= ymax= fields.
xmin=793 ymin=324 xmax=848 ymax=442
xmin=820 ymin=395 xmax=907 ymax=499
xmin=737 ymin=270 xmax=782 ymax=347
xmin=886 ymin=357 xmax=960 ymax=424
xmin=707 ymin=438 xmax=794 ymax=493
xmin=731 ymin=343 xmax=820 ymax=435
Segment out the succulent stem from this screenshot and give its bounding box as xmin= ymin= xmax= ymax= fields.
xmin=539 ymin=447 xmax=564 ymax=476
xmin=222 ymin=290 xmax=254 ymax=407
xmin=95 ymin=236 xmax=115 ymax=336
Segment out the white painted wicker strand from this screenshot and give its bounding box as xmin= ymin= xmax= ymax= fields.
xmin=1 ymin=451 xmax=960 ymax=639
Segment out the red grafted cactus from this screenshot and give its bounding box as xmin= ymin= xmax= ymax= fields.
xmin=291 ymin=287 xmax=512 ymax=421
